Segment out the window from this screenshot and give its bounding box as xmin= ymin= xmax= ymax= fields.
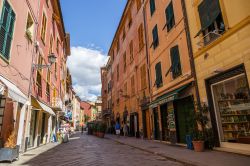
xmin=150 ymin=0 xmax=156 ymax=16
xmin=41 ymin=13 xmax=47 ymax=43
xmin=46 ymin=69 xmax=50 ymax=102
xmin=117 ymin=40 xmax=120 ymax=53
xmin=0 ymin=0 xmax=15 ymax=60
xmin=122 ymin=28 xmax=126 ymax=41
xmin=165 ymin=1 xmax=175 ymax=32
xmin=136 ymin=0 xmax=142 ymax=12
xmin=152 ymin=25 xmax=159 ymax=49
xmin=131 ymin=75 xmax=135 ymax=95
xmin=26 ymin=13 xmax=34 ymax=42
xmin=138 ymin=24 xmax=144 ymax=50
xmin=197 ymin=0 xmax=225 ymax=46
xmin=54 ymin=62 xmax=57 ymax=79
xmin=170 ymin=45 xmax=182 ymax=79
xmin=49 ymin=35 xmax=53 ymax=54
xmin=124 ymin=82 xmax=127 ymax=96
xmin=56 ymin=38 xmax=59 ymax=53
xmin=123 ymin=52 xmax=126 ymax=71
xmin=140 ymin=64 xmax=147 ymax=89
xmin=128 ymin=11 xmax=132 ymax=28
xmin=36 ymin=54 xmax=43 ymax=97
xmin=117 ymin=64 xmax=119 ymax=81
xmin=129 ymin=40 xmax=133 ymax=62
xmin=155 ymin=62 xmax=163 ymax=88
xmin=0 ymin=97 xmax=6 ymax=135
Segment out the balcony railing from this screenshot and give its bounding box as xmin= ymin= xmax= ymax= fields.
xmin=52 ymin=97 xmax=63 ymax=111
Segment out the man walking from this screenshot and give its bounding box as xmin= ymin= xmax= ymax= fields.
xmin=115 ymin=121 xmax=120 ymax=138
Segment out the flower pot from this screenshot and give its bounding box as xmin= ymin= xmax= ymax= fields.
xmin=0 ymin=145 xmax=20 ymax=162
xmin=192 ymin=141 xmax=204 ymax=152
xmin=99 ymin=132 xmax=105 ymax=138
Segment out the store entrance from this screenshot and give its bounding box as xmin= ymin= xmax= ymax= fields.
xmin=153 ymin=108 xmax=160 ymax=140
xmin=211 ymin=74 xmax=250 ymax=145
xmin=28 ymin=110 xmax=38 ymax=148
xmin=160 ymin=104 xmax=168 ymax=141
xmin=174 ymin=96 xmax=194 ymax=143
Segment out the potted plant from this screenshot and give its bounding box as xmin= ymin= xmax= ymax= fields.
xmin=98 ymin=122 xmax=107 ymax=138
xmin=0 ymin=131 xmax=20 ymax=163
xmin=191 ymin=103 xmax=210 ymax=152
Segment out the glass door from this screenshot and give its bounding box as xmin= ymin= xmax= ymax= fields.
xmin=211 ymin=74 xmax=250 ymax=144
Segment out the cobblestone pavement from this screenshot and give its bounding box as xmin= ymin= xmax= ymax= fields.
xmin=0 ymin=133 xmax=183 ymax=166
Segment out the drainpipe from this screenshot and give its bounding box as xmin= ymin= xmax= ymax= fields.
xmin=142 ymin=1 xmax=152 ymax=104
xmin=180 ymin=0 xmax=201 ymax=104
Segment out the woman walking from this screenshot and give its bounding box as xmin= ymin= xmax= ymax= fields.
xmin=115 ymin=121 xmax=120 ymax=138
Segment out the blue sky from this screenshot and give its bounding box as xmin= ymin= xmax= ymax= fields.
xmin=61 ymin=0 xmax=127 ymax=101
xmin=61 ymin=0 xmax=127 ymax=53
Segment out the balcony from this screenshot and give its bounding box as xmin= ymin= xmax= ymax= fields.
xmin=52 ymin=97 xmax=63 ymax=111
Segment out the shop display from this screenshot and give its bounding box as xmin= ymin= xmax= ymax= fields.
xmin=212 ymin=74 xmax=250 ymax=144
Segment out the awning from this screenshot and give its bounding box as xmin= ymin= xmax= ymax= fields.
xmin=38 ymin=101 xmax=56 ymax=116
xmin=31 ymin=96 xmax=55 ymax=116
xmin=149 ymin=83 xmax=191 ymax=108
xmin=0 ymin=75 xmax=28 ymax=104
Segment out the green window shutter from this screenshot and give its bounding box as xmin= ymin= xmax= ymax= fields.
xmin=155 ymin=62 xmax=163 ymax=88
xmin=152 ymin=25 xmax=159 ymax=49
xmin=198 ymin=0 xmax=221 ymax=31
xmin=150 ymin=0 xmax=156 ymax=16
xmin=170 ymin=45 xmax=182 ymax=79
xmin=165 ymin=1 xmax=175 ymax=32
xmin=0 ymin=0 xmax=15 ymax=60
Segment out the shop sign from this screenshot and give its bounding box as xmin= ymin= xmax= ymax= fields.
xmin=167 ymin=108 xmax=176 ymax=131
xmin=158 ymin=94 xmax=176 ymax=105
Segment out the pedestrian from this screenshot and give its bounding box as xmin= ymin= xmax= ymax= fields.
xmin=123 ymin=123 xmax=128 ymax=137
xmin=115 ymin=121 xmax=120 ymax=138
xmin=81 ymin=125 xmax=84 ymax=135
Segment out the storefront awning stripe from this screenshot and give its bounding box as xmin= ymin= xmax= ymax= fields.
xmin=0 ymin=75 xmax=28 ymax=104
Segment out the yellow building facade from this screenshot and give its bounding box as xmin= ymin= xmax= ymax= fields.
xmin=185 ymin=0 xmax=250 ymax=153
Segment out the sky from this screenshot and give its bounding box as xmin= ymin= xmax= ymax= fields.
xmin=61 ymin=0 xmax=127 ymax=101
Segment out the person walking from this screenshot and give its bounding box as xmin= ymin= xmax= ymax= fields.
xmin=115 ymin=121 xmax=120 ymax=138
xmin=123 ymin=123 xmax=128 ymax=137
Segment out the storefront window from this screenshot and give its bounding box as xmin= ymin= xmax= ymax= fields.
xmin=211 ymin=74 xmax=250 ymax=144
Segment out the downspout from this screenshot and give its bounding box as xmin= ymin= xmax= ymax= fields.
xmin=142 ymin=1 xmax=152 ymax=103
xmin=180 ymin=0 xmax=201 ymax=104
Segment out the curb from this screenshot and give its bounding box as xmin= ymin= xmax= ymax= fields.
xmin=106 ymin=136 xmax=199 ymax=166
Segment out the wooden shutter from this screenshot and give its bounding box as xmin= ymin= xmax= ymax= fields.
xmin=155 ymin=62 xmax=163 ymax=88
xmin=150 ymin=0 xmax=156 ymax=16
xmin=152 ymin=25 xmax=159 ymax=49
xmin=170 ymin=45 xmax=182 ymax=78
xmin=141 ymin=64 xmax=147 ymax=89
xmin=165 ymin=1 xmax=175 ymax=32
xmin=0 ymin=0 xmax=15 ymax=60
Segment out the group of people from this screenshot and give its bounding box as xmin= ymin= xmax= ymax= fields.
xmin=115 ymin=121 xmax=128 ymax=137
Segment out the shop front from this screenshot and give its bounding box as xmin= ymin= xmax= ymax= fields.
xmin=206 ymin=65 xmax=250 ymax=152
xmin=150 ymin=83 xmax=195 ymax=144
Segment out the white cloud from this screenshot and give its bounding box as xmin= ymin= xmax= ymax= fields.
xmin=67 ymin=46 xmax=108 ymax=101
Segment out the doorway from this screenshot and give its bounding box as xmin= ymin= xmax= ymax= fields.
xmin=153 ymin=108 xmax=160 ymax=140
xmin=160 ymin=104 xmax=169 ymax=141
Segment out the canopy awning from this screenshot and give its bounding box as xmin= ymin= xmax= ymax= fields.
xmin=31 ymin=96 xmax=55 ymax=116
xmin=38 ymin=101 xmax=56 ymax=116
xmin=149 ymin=83 xmax=191 ymax=108
xmin=0 ymin=75 xmax=28 ymax=104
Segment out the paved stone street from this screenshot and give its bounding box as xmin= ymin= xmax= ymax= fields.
xmin=0 ymin=132 xmax=183 ymax=166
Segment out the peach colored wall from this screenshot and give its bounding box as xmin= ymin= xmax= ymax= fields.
xmin=145 ymin=0 xmax=194 ymax=100
xmin=31 ymin=0 xmax=66 ymax=106
xmin=104 ymin=0 xmax=150 ymax=130
xmin=0 ymin=0 xmax=39 ymax=96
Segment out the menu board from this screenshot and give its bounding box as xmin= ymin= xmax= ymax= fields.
xmin=167 ymin=105 xmax=176 ymax=131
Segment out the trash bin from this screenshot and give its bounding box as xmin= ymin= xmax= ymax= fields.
xmin=186 ymin=135 xmax=193 ymax=150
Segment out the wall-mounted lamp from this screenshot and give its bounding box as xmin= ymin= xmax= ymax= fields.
xmin=32 ymin=53 xmax=57 ymax=70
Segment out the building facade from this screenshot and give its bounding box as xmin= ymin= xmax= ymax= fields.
xmin=0 ymin=0 xmax=71 ymax=153
xmin=185 ymin=0 xmax=250 ymax=153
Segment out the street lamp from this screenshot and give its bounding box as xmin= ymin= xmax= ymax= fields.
xmin=33 ymin=53 xmax=57 ymax=69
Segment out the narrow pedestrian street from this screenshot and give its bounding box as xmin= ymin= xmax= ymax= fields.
xmin=3 ymin=133 xmax=183 ymax=166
